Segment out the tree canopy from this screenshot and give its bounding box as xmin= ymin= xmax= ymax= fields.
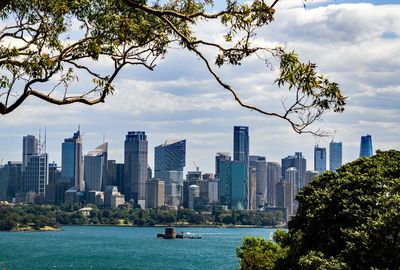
xmin=0 ymin=0 xmax=345 ymax=133
xmin=237 ymin=150 xmax=400 ymax=269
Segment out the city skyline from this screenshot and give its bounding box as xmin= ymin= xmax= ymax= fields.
xmin=0 ymin=128 xmax=383 ymax=175
xmin=0 ymin=1 xmax=399 ymax=174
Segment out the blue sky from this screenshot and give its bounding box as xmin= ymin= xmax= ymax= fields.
xmin=1 ymin=0 xmax=399 ymax=173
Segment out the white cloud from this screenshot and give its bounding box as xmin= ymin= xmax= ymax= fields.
xmin=1 ymin=2 xmax=399 ymax=172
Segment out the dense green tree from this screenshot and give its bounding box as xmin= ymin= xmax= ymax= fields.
xmin=0 ymin=0 xmax=345 ymax=134
xmin=237 ymin=150 xmax=400 ymax=269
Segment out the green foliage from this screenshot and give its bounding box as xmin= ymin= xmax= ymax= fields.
xmin=236 ymin=236 xmax=285 ymax=270
xmin=237 ymin=150 xmax=400 ymax=269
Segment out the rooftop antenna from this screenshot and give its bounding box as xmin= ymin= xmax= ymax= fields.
xmin=103 ymin=132 xmax=105 ymax=144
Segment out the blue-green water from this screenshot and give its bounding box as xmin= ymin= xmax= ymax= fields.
xmin=0 ymin=226 xmax=275 ymax=270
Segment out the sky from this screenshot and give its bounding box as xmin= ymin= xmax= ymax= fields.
xmin=1 ymin=0 xmax=399 ymax=174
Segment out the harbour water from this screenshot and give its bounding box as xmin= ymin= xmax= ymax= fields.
xmin=0 ymin=226 xmax=276 ymax=270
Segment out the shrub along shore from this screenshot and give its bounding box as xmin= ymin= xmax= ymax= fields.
xmin=0 ymin=203 xmax=284 ymax=232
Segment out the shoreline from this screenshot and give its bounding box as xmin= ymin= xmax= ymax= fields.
xmin=61 ymin=224 xmax=285 ymax=229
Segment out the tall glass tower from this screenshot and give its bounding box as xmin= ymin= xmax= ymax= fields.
xmin=124 ymin=131 xmax=148 ymax=208
xmin=329 ymin=141 xmax=342 ymax=172
xmin=154 ymin=139 xmax=186 ymax=185
xmin=61 ymin=130 xmax=83 ymax=191
xmin=233 ymin=126 xmax=249 ymax=209
xmin=314 ymin=146 xmax=327 ymax=173
xmin=360 ymin=134 xmax=373 ymax=157
xmin=84 ymin=143 xmax=108 ymax=192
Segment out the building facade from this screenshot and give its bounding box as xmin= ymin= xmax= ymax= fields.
xmin=249 ymin=155 xmax=267 ymax=208
xmin=267 ymin=162 xmax=281 ymax=207
xmin=233 ymin=126 xmax=249 ymax=209
xmin=84 ymin=143 xmax=108 ymax=192
xmin=281 ymin=152 xmax=306 ymax=189
xmin=61 ymin=130 xmax=83 ymax=191
xmin=124 ymin=131 xmax=148 ymax=208
xmin=329 ymin=141 xmax=342 ymax=172
xmin=314 ymin=146 xmax=327 ymax=173
xmin=360 ymin=134 xmax=373 ymax=157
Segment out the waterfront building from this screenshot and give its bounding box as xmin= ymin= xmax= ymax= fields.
xmin=360 ymin=134 xmax=373 ymax=157
xmin=22 ymin=135 xmax=38 ymax=172
xmin=208 ymin=180 xmax=219 ymax=203
xmin=104 ymin=186 xmax=125 ymax=208
xmin=329 ymin=141 xmax=342 ymax=172
xmin=124 ymin=131 xmax=148 ymax=208
xmin=267 ymin=162 xmax=281 ymax=206
xmin=215 ymin=152 xmax=231 ymax=179
xmin=154 ymin=139 xmax=185 ymax=207
xmin=61 ymin=130 xmax=84 ymax=191
xmin=219 ymin=160 xmax=246 ymax=210
xmin=154 ymin=139 xmax=186 ymax=185
xmin=233 ymin=126 xmax=249 ymax=209
xmin=45 ymin=162 xmax=62 ymax=204
xmin=249 ymin=167 xmax=257 ymax=210
xmin=188 ymin=184 xmax=200 ymax=210
xmin=84 ymin=143 xmax=108 ymax=192
xmin=275 ymin=180 xmax=288 ymax=221
xmin=146 ymin=178 xmax=165 ymax=208
xmin=22 ymin=134 xmax=48 ymax=200
xmin=249 ymin=155 xmax=267 ymax=207
xmin=0 ymin=161 xmax=22 ymax=202
xmin=87 ymin=190 xmax=104 ymax=206
xmin=281 ymin=152 xmax=306 ymax=189
xmin=314 ymin=146 xmax=327 ymax=173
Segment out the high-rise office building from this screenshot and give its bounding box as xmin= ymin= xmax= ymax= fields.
xmin=45 ymin=162 xmax=62 ymax=204
xmin=84 ymin=143 xmax=108 ymax=191
xmin=329 ymin=141 xmax=342 ymax=172
xmin=267 ymin=162 xmax=281 ymax=206
xmin=215 ymin=152 xmax=231 ymax=179
xmin=314 ymin=146 xmax=327 ymax=173
xmin=360 ymin=134 xmax=373 ymax=157
xmin=61 ymin=130 xmax=83 ymax=191
xmin=124 ymin=131 xmax=148 ymax=208
xmin=146 ymin=178 xmax=165 ymax=208
xmin=0 ymin=161 xmax=22 ymax=202
xmin=22 ymin=135 xmax=38 ymax=172
xmin=22 ymin=135 xmax=48 ymax=201
xmin=154 ymin=139 xmax=186 ymax=185
xmin=249 ymin=155 xmax=267 ymax=208
xmin=22 ymin=153 xmax=48 ymax=199
xmin=281 ymin=152 xmax=306 ymax=189
xmin=219 ymin=160 xmax=246 ymax=210
xmin=233 ymin=126 xmax=249 ymax=209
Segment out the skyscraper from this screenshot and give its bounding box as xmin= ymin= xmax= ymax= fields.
xmin=215 ymin=152 xmax=231 ymax=179
xmin=84 ymin=143 xmax=108 ymax=191
xmin=249 ymin=155 xmax=267 ymax=208
xmin=219 ymin=160 xmax=246 ymax=209
xmin=281 ymin=152 xmax=306 ymax=189
xmin=154 ymin=139 xmax=186 ymax=185
xmin=22 ymin=135 xmax=38 ymax=172
xmin=314 ymin=146 xmax=327 ymax=173
xmin=360 ymin=134 xmax=373 ymax=157
xmin=22 ymin=135 xmax=48 ymax=201
xmin=233 ymin=126 xmax=249 ymax=209
xmin=329 ymin=141 xmax=342 ymax=172
xmin=267 ymin=162 xmax=281 ymax=206
xmin=61 ymin=130 xmax=83 ymax=191
xmin=124 ymin=131 xmax=148 ymax=208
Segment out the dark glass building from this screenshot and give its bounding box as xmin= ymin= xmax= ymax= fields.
xmin=329 ymin=141 xmax=342 ymax=172
xmin=154 ymin=139 xmax=186 ymax=185
xmin=233 ymin=126 xmax=249 ymax=209
xmin=124 ymin=131 xmax=148 ymax=208
xmin=360 ymin=134 xmax=373 ymax=157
